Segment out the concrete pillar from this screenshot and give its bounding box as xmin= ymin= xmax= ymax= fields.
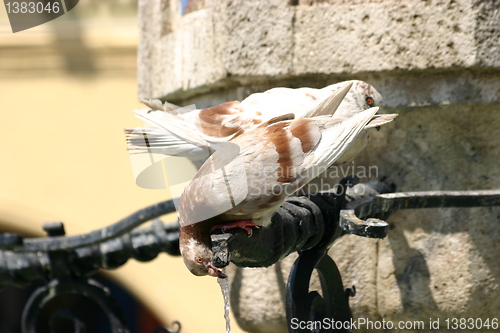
xmin=138 ymin=1 xmax=500 ymax=332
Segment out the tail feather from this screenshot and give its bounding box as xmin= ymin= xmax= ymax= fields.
xmin=125 ymin=127 xmax=209 ymax=156
xmin=140 ymin=99 xmax=181 ymax=112
xmin=306 ymin=107 xmax=380 ymax=180
xmin=365 ymin=113 xmax=398 ymax=128
xmin=133 ymin=109 xmax=210 ymax=148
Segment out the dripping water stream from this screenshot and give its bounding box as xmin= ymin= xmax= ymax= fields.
xmin=217 ymin=269 xmax=232 ymax=333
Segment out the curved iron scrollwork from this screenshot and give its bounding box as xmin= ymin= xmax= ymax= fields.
xmin=211 ymin=177 xmax=373 ymax=333
xmin=2 ymin=182 xmax=500 ymax=333
xmin=22 ymin=278 xmax=130 ymax=333
xmin=0 ymin=200 xmax=180 ymax=333
xmin=285 ymin=178 xmax=357 ymax=333
xmin=287 ymin=253 xmax=354 ymax=333
xmin=8 ymin=200 xmax=177 ymax=253
xmin=0 ymin=221 xmax=180 ymax=288
xmin=21 ymin=275 xmax=182 ymax=333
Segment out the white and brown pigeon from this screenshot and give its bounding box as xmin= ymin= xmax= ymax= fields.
xmin=125 ymin=80 xmax=382 ymax=167
xmin=177 ymin=88 xmax=397 ymax=278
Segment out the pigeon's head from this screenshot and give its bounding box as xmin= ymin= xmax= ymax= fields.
xmin=180 ymin=237 xmax=227 ymax=278
xmin=334 ymin=80 xmax=383 ymax=118
xmin=357 ymin=81 xmax=383 ymax=109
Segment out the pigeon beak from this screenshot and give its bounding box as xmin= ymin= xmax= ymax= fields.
xmin=208 ymin=264 xmax=227 ymax=278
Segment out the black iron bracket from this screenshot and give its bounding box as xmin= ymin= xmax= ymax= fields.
xmin=2 ymin=186 xmax=500 ymax=333
xmin=340 ymin=189 xmax=500 ymax=238
xmin=0 ymin=219 xmax=180 ymax=288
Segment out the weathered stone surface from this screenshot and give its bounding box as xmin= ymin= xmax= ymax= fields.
xmin=138 ymin=0 xmax=500 ymax=101
xmin=222 ymin=1 xmax=295 ymax=77
xmin=227 ymin=256 xmax=294 ymax=333
xmin=138 ymin=0 xmax=227 ymax=99
xmin=226 ymin=104 xmax=500 ymax=332
xmin=357 ymin=103 xmax=500 ymax=327
xmin=376 ymin=207 xmax=500 ymax=325
xmin=227 ymin=235 xmax=380 ymax=333
xmin=138 ymin=0 xmax=500 ymax=332
xmin=293 ymin=0 xmax=478 ymax=74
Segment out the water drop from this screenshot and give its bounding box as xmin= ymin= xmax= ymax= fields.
xmin=217 ymin=269 xmax=232 ymax=333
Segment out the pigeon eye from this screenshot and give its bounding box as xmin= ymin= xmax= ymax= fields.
xmin=366 ymin=96 xmax=374 ymax=106
xmin=195 ymin=257 xmax=203 ymax=264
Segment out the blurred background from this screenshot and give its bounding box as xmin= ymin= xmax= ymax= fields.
xmin=0 ymin=1 xmax=242 ymax=332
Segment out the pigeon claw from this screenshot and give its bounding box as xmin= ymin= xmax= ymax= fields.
xmin=210 ymin=220 xmax=258 ymax=237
